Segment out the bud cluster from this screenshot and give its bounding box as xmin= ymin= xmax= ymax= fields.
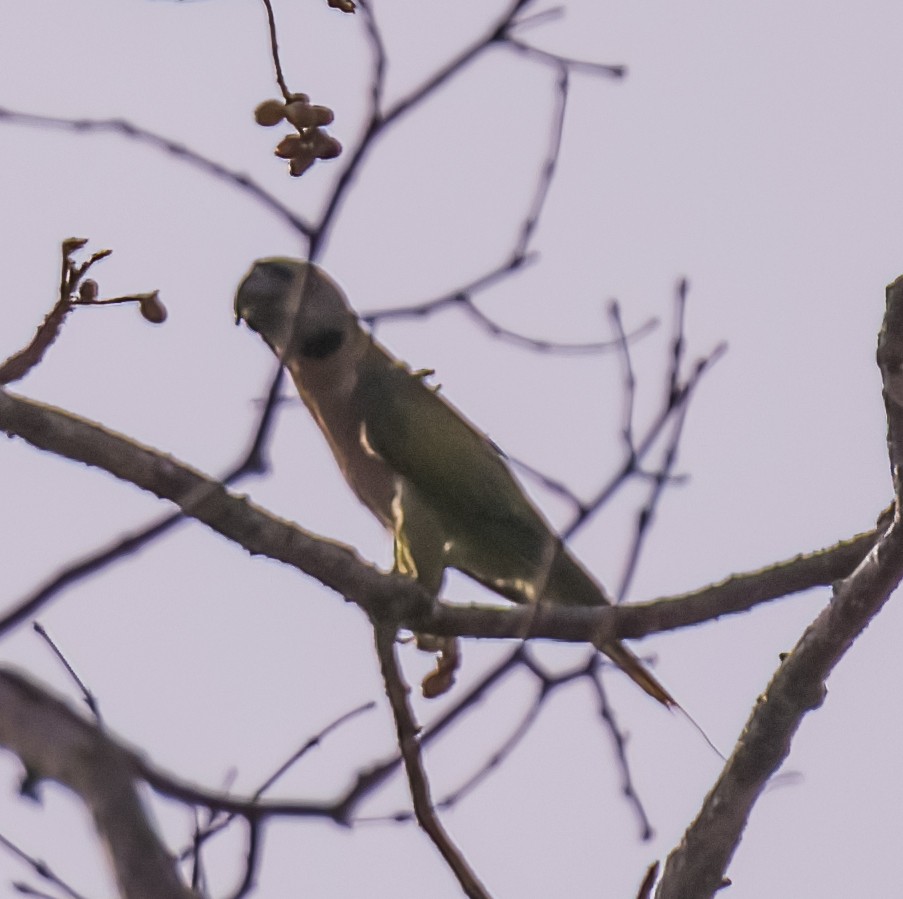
xmin=254 ymin=93 xmax=342 ymax=177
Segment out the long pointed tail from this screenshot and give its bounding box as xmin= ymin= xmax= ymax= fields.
xmin=599 ymin=640 xmax=677 ymax=708
xmin=542 ymin=548 xmax=678 ymax=708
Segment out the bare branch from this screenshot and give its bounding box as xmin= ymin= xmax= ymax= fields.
xmin=0 ymin=387 xmax=882 ymax=647
xmin=0 ymin=239 xmax=162 ymax=386
xmin=372 ymin=624 xmax=491 ymax=899
xmin=357 ymin=0 xmax=387 ymax=113
xmin=341 ymin=648 xmax=526 ymax=820
xmin=361 ymin=66 xmax=647 ymax=356
xmin=0 ymin=830 xmax=90 ymax=899
xmin=182 ymin=701 xmax=376 ymax=857
xmin=610 ymin=300 xmax=639 ymax=454
xmin=616 ymin=377 xmax=691 ymax=600
xmin=421 ymin=527 xmax=881 ymax=643
xmin=312 ymin=0 xmax=537 ymax=254
xmin=654 ymin=276 xmax=903 ymax=899
xmin=656 ymin=512 xmax=903 ymax=897
xmin=589 ymin=666 xmax=654 ymax=840
xmin=0 ymin=667 xmax=392 ymax=858
xmin=365 ymin=270 xmax=658 ymax=354
xmin=32 ymin=622 xmax=103 ymax=725
xmin=0 ymin=386 xmax=432 ymax=637
xmin=0 ymin=670 xmax=200 ymax=899
xmin=0 ymin=108 xmax=313 ymax=237
xmin=260 ymin=0 xmax=291 ymax=99
xmin=419 ymin=648 xmax=652 ymax=839
xmin=505 ymin=37 xmax=626 ymax=78
xmin=564 ymin=336 xmax=727 ymax=539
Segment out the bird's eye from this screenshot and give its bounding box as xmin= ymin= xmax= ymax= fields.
xmin=300 ymin=328 xmax=344 ymax=358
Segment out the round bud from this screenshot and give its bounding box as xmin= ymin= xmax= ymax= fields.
xmin=78 ymin=279 xmax=99 ymax=303
xmin=254 ymin=99 xmax=286 ymax=127
xmin=284 ymin=101 xmax=320 ymax=130
xmin=139 ymin=292 xmax=167 ymax=324
xmin=314 ymin=133 xmax=342 ymax=160
xmin=309 ymin=105 xmax=335 ymax=126
xmin=274 ymin=134 xmax=305 ymax=159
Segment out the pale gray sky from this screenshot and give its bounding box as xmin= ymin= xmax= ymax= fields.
xmin=1 ymin=2 xmax=900 ymax=897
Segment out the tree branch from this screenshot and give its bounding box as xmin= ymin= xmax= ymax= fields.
xmin=654 ymin=275 xmax=903 ymax=898
xmin=0 ymin=387 xmax=429 ymax=637
xmin=0 ymin=669 xmax=199 ymax=899
xmin=0 ymin=107 xmax=313 ymax=237
xmin=373 ymin=625 xmax=491 ymax=899
xmin=0 ymin=387 xmax=882 ymax=647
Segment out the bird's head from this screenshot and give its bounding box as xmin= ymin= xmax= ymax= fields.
xmin=235 ymin=258 xmax=356 ymax=362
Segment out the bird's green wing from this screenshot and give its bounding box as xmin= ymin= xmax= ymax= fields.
xmin=356 ymin=350 xmax=560 ymax=600
xmin=357 ymin=354 xmax=535 ymax=525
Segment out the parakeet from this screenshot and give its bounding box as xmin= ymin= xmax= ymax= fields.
xmin=235 ymin=258 xmax=675 ymax=706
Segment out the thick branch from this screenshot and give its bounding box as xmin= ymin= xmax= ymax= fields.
xmin=0 ymin=388 xmax=880 ymax=646
xmin=0 ymin=387 xmax=429 ymax=632
xmin=655 ymin=275 xmax=903 ymax=898
xmin=0 ymin=669 xmax=198 ymax=899
xmin=656 ymin=512 xmax=903 ymax=898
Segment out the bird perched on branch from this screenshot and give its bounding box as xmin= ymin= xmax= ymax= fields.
xmin=235 ymin=258 xmax=675 ymax=705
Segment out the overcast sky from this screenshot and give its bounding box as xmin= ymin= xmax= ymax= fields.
xmin=2 ymin=2 xmax=902 ymax=897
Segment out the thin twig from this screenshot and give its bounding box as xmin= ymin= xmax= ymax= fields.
xmin=0 ymin=239 xmax=151 ymax=386
xmin=360 ymin=64 xmax=654 ymax=355
xmin=228 ymin=818 xmax=261 ymax=899
xmin=564 ymin=339 xmax=727 ymax=539
xmin=260 ymin=0 xmax=291 ymax=98
xmin=435 ymin=689 xmax=544 ymax=812
xmin=590 ymin=663 xmax=654 ymax=840
xmin=341 ymin=647 xmax=526 ymax=820
xmin=0 ymin=108 xmax=313 ymax=237
xmin=506 ymin=37 xmax=626 ymax=77
xmin=32 ymin=623 xmax=102 ymax=725
xmin=372 ymin=625 xmax=491 ymax=899
xmin=0 ymin=831 xmax=89 ymax=899
xmin=0 ymin=510 xmax=185 ymax=638
xmin=667 ymin=279 xmax=688 ymax=405
xmin=357 ymin=0 xmax=387 ymax=113
xmin=182 ymin=701 xmax=376 ymax=857
xmin=516 ymin=62 xmax=568 ymax=257
xmin=610 ymin=299 xmax=639 ymax=457
xmin=365 ymin=265 xmax=659 ymax=355
xmin=0 ymin=296 xmax=72 ymax=385
xmin=616 ymin=404 xmax=688 ymax=600
xmin=311 ymin=0 xmax=536 ymax=254
xmin=612 ymin=281 xmax=713 ymax=597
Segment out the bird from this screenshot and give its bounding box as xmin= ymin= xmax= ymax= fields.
xmin=234 ymin=258 xmax=675 ymax=706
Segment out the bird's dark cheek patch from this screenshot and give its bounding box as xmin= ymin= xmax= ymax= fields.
xmin=300 ymin=328 xmax=344 ymax=359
